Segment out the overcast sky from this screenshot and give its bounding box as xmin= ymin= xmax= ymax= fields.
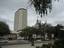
xmin=0 ymin=0 xmax=64 ymax=31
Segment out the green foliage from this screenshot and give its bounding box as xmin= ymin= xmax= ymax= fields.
xmin=19 ymin=23 xmax=64 ymax=40
xmin=54 ymin=40 xmax=64 ymax=48
xmin=30 ymin=0 xmax=58 ymax=17
xmin=0 ymin=21 xmax=10 ymax=36
xmin=19 ymin=27 xmax=36 ymax=40
xmin=54 ymin=24 xmax=64 ymax=39
xmin=19 ymin=26 xmax=40 ymax=37
xmin=36 ymin=46 xmax=40 ymax=48
xmin=20 ymin=27 xmax=36 ymax=36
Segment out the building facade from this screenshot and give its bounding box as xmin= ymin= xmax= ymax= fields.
xmin=14 ymin=8 xmax=27 ymax=31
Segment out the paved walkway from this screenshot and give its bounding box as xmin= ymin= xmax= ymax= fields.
xmin=0 ymin=40 xmax=54 ymax=46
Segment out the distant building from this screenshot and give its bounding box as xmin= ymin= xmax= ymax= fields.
xmin=8 ymin=33 xmax=17 ymax=40
xmin=14 ymin=8 xmax=27 ymax=31
xmin=0 ymin=33 xmax=17 ymax=40
xmin=34 ymin=19 xmax=41 ymax=29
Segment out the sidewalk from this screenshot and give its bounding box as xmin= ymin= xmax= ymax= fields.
xmin=0 ymin=40 xmax=54 ymax=46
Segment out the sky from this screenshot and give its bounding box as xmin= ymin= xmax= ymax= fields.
xmin=0 ymin=0 xmax=64 ymax=31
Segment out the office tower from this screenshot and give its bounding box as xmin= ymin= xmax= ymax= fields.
xmin=14 ymin=8 xmax=27 ymax=31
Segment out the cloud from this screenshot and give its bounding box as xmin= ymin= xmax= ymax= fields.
xmin=0 ymin=0 xmax=29 ymax=31
xmin=54 ymin=20 xmax=64 ymax=25
xmin=0 ymin=0 xmax=64 ymax=31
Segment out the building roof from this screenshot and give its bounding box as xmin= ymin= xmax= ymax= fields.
xmin=18 ymin=8 xmax=26 ymax=10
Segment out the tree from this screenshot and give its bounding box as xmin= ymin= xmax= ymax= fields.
xmin=19 ymin=26 xmax=37 ymax=40
xmin=0 ymin=21 xmax=10 ymax=36
xmin=30 ymin=0 xmax=59 ymax=17
xmin=19 ymin=26 xmax=30 ymax=40
xmin=52 ymin=24 xmax=64 ymax=48
xmin=19 ymin=26 xmax=38 ymax=46
xmin=54 ymin=40 xmax=64 ymax=48
xmin=54 ymin=24 xmax=64 ymax=39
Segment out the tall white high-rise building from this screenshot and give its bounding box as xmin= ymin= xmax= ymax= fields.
xmin=14 ymin=8 xmax=27 ymax=31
